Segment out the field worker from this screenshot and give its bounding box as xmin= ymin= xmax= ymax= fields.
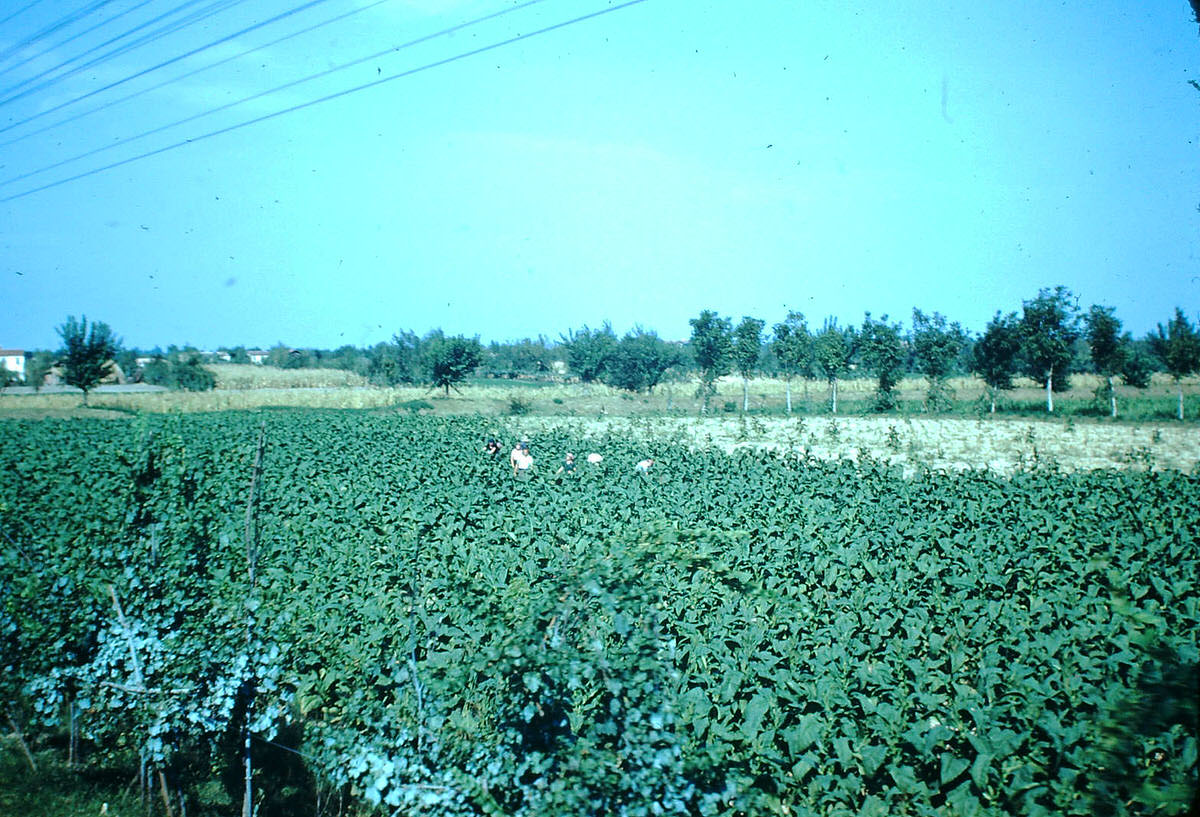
xmin=555 ymin=452 xmax=576 ymax=476
xmin=484 ymin=438 xmax=502 ymax=459
xmin=635 ymin=458 xmax=654 ymax=474
xmin=513 ymin=443 xmax=534 ymax=477
xmin=509 ymin=440 xmax=523 ymax=470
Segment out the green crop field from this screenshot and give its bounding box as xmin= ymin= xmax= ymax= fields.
xmin=1 ymin=411 xmax=1196 ymax=816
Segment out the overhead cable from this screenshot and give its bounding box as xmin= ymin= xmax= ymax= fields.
xmin=0 ymin=0 xmax=158 ymax=90
xmin=0 ymin=0 xmax=50 ymax=31
xmin=1 ymin=0 xmax=397 ymax=148
xmin=2 ymin=0 xmax=650 ymax=203
xmin=0 ymin=0 xmax=119 ymax=66
xmin=0 ymin=0 xmax=551 ymax=186
xmin=0 ymin=0 xmax=253 ymax=110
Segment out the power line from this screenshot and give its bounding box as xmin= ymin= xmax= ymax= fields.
xmin=0 ymin=0 xmax=252 ymax=110
xmin=0 ymin=0 xmax=119 ymax=66
xmin=0 ymin=0 xmax=158 ymax=90
xmin=0 ymin=0 xmax=397 ymax=149
xmin=2 ymin=0 xmax=650 ymax=203
xmin=0 ymin=0 xmax=159 ymax=90
xmin=0 ymin=0 xmax=50 ymax=31
xmin=0 ymin=0 xmax=551 ymax=187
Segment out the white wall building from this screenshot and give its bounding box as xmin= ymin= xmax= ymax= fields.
xmin=0 ymin=349 xmax=26 ymax=380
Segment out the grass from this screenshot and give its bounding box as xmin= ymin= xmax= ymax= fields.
xmin=1 ymin=371 xmax=1196 ymax=422
xmin=0 ymin=738 xmax=144 ymax=817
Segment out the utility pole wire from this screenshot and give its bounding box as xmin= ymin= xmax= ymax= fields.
xmin=3 ymin=0 xmax=650 ymax=203
xmin=0 ymin=0 xmax=397 ymax=149
xmin=0 ymin=0 xmax=258 ymax=113
xmin=0 ymin=0 xmax=50 ymax=31
xmin=0 ymin=0 xmax=157 ymax=90
xmin=0 ymin=0 xmax=550 ymax=187
xmin=0 ymin=0 xmax=118 ymax=66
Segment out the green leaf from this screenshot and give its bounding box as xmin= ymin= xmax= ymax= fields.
xmin=940 ymin=753 xmax=970 ymax=785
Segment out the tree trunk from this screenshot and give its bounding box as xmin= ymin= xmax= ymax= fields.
xmin=1109 ymin=375 xmax=1117 ymax=418
xmin=742 ymin=377 xmax=749 ymax=412
xmin=785 ymin=378 xmax=792 ymax=414
xmin=990 ymin=388 xmax=997 ymax=414
xmin=1179 ymin=383 xmax=1185 ymax=421
xmin=1045 ymin=369 xmax=1054 ymax=413
xmin=831 ymin=379 xmax=838 ymax=414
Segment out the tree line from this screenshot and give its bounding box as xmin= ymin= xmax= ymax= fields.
xmin=10 ymin=288 xmax=1199 ymax=418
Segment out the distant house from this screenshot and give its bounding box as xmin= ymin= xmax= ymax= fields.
xmin=247 ymin=349 xmax=269 ymax=365
xmin=0 ymin=349 xmax=26 ymax=380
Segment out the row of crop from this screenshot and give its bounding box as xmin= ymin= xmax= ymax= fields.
xmin=1 ymin=411 xmax=1197 ymax=816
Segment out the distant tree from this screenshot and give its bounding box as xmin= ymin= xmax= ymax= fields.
xmin=424 ymin=334 xmax=483 ymax=396
xmin=732 ymin=316 xmax=765 ymax=411
xmin=857 ymin=313 xmax=905 ymax=412
xmin=911 ymin=309 xmax=967 ymax=412
xmin=25 ymin=350 xmax=54 ymax=390
xmin=1149 ymin=308 xmax=1200 ymax=420
xmin=115 ymin=349 xmax=141 ymax=383
xmin=1120 ymin=342 xmax=1154 ymax=390
xmin=1084 ymin=305 xmax=1128 ymax=418
xmin=367 ymin=331 xmax=421 ymax=386
xmin=771 ymin=311 xmax=812 ymax=414
xmin=689 ymin=310 xmax=733 ymax=413
xmin=141 ymin=356 xmax=172 ymax=387
xmin=56 ymin=315 xmax=120 ymax=405
xmin=812 ymin=320 xmax=853 ymax=413
xmin=1019 ymin=286 xmax=1080 ymax=412
xmin=605 ymin=329 xmax=682 ymax=393
xmin=173 ymin=356 xmax=217 ymax=391
xmin=562 ymin=324 xmax=617 ymax=384
xmin=972 ymin=311 xmax=1021 ymax=414
xmin=222 ymin=346 xmax=251 ymax=364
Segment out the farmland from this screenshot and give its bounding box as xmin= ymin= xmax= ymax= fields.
xmin=1 ymin=410 xmax=1197 ymax=816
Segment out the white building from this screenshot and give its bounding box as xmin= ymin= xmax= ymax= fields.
xmin=0 ymin=349 xmax=26 ymax=381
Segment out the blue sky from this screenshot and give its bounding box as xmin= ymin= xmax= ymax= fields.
xmin=1 ymin=0 xmax=1197 ymax=351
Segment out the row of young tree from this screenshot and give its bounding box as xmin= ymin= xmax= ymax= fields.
xmin=561 ymin=287 xmax=1198 ymax=419
xmin=17 ymin=289 xmax=1200 ymax=417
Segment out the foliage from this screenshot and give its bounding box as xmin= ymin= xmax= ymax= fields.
xmin=55 ymin=315 xmax=120 ymax=403
xmin=732 ymin=316 xmax=765 ymax=411
xmin=771 ymin=311 xmax=812 ymax=381
xmin=604 ymin=329 xmax=682 ymax=393
xmin=688 ymin=310 xmax=733 ymax=412
xmin=856 ymin=313 xmax=905 ymax=411
xmin=1019 ymin=287 xmax=1080 ymax=410
xmin=1120 ymin=345 xmax=1155 ymax=390
xmin=973 ymin=312 xmax=1021 ymax=413
xmin=24 ymin=350 xmax=55 ymax=390
xmin=142 ymin=355 xmax=217 ymax=391
xmin=483 ymin=337 xmax=557 ymax=378
xmin=1150 ymin=308 xmax=1200 ymax=419
xmin=771 ymin=312 xmax=812 ymax=414
xmin=562 ymin=324 xmax=617 ymax=384
xmin=424 ymin=334 xmax=483 ymax=396
xmin=911 ymin=309 xmax=967 ymax=412
xmin=367 ymin=330 xmax=422 ymax=386
xmin=3 ymin=412 xmax=1197 ymax=816
xmin=1084 ymin=305 xmax=1127 ymax=417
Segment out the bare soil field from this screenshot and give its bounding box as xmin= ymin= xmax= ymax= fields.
xmin=518 ymin=414 xmax=1200 ymax=475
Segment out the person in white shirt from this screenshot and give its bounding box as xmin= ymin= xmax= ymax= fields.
xmin=512 ymin=443 xmax=534 ymax=477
